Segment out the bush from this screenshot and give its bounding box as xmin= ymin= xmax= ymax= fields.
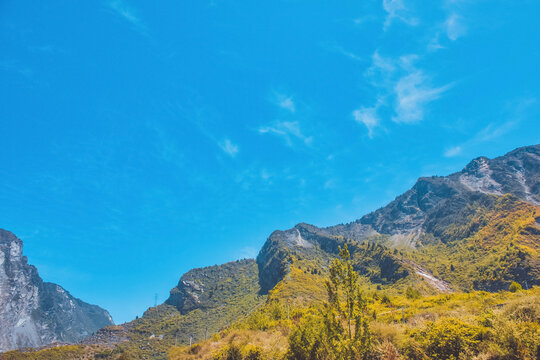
xmin=243 ymin=345 xmax=264 ymax=360
xmin=286 ymin=315 xmax=325 ymax=360
xmin=508 ymin=282 xmax=522 ymax=293
xmin=413 ymin=318 xmax=483 ymax=360
xmin=406 ymin=287 xmax=421 ymax=299
xmin=215 ymin=344 xmax=243 ymax=360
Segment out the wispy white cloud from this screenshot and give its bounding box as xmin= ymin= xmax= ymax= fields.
xmin=353 ymin=106 xmax=380 ymax=138
xmin=258 ymin=120 xmax=312 ymax=147
xmin=218 ymin=138 xmax=239 ymax=157
xmin=382 ymin=0 xmax=418 ymax=30
xmin=393 ymin=71 xmax=451 ymax=123
xmin=330 ymin=44 xmax=364 ymax=62
xmin=427 ymin=33 xmax=446 ymax=52
xmin=0 ymin=60 xmax=33 ymax=79
xmin=272 ymin=93 xmax=296 ymax=113
xmin=279 ymin=97 xmax=295 ymax=113
xmin=107 ymin=0 xmax=148 ymax=36
xmin=370 ymin=51 xmax=397 ymax=75
xmin=427 ymin=9 xmax=468 ymax=51
xmin=444 ymin=145 xmax=462 ymax=157
xmin=445 ymin=13 xmax=466 ymax=41
xmin=356 ymin=51 xmax=452 ymax=131
xmin=476 ymin=98 xmax=536 ymax=142
xmin=442 ymin=97 xmax=537 ymax=157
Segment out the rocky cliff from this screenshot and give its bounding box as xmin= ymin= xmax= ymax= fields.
xmin=0 ymin=229 xmax=114 ymax=352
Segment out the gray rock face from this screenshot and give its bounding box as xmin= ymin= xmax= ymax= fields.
xmin=455 ymin=145 xmax=540 ymax=204
xmin=0 ymin=229 xmax=113 ymax=352
xmin=355 ymin=144 xmax=540 ymax=236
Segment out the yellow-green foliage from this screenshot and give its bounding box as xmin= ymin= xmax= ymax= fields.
xmin=267 ymin=261 xmax=327 ymax=305
xmin=408 ymin=318 xmax=484 ymax=359
xmin=167 ymin=285 xmax=540 ymax=360
xmin=509 ymin=281 xmax=522 ymax=292
xmin=0 ymin=345 xmax=120 ymax=360
xmin=411 ymin=195 xmax=540 ymax=291
xmin=168 ymin=329 xmax=288 ymax=360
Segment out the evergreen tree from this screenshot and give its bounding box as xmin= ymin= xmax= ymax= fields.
xmin=287 ymin=244 xmax=373 ymax=359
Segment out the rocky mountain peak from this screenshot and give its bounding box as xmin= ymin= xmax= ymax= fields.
xmin=456 ymin=144 xmax=540 ymax=204
xmin=0 ymin=229 xmax=114 ymax=352
xmin=256 ymin=144 xmax=540 ymax=293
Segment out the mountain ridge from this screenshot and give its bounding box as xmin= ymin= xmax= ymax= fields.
xmin=2 ymin=144 xmax=539 ymax=358
xmin=257 ymin=144 xmax=540 ymax=293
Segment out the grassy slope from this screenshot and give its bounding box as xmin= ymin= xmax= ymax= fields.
xmin=168 ymin=287 xmax=540 ymax=359
xmin=105 ymin=260 xmax=266 ymax=359
xmin=5 ymin=287 xmax=539 ymax=359
xmin=410 ymin=195 xmax=540 ymax=291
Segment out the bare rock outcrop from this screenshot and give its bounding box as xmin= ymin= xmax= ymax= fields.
xmin=0 ymin=229 xmax=113 ymax=352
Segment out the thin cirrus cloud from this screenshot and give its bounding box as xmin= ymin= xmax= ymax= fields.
xmin=106 ymin=0 xmax=148 ymax=36
xmin=444 ymin=145 xmax=462 ymax=158
xmin=353 ymin=106 xmax=380 ymax=138
xmin=393 ymin=71 xmax=451 ymax=123
xmin=442 ymin=98 xmax=537 ymax=158
xmin=258 ymin=120 xmax=312 ymax=147
xmin=218 ymin=138 xmax=239 ymax=157
xmin=273 ymin=93 xmax=296 ymax=113
xmin=279 ymin=97 xmax=295 ymax=113
xmin=445 ymin=13 xmax=466 ymax=41
xmin=382 ymin=0 xmax=419 ymax=30
xmin=353 ymin=51 xmax=452 ymax=136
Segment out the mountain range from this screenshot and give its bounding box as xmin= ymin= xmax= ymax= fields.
xmin=1 ymin=144 xmax=539 ymax=358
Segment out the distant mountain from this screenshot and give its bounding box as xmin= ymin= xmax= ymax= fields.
xmin=0 ymin=229 xmax=114 ymax=352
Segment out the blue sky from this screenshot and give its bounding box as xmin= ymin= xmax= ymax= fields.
xmin=1 ymin=0 xmax=539 ymax=323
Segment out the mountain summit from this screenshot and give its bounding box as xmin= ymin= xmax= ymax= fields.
xmin=0 ymin=229 xmax=114 ymax=352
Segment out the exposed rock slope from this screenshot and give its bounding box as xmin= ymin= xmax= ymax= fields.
xmin=0 ymin=229 xmax=113 ymax=352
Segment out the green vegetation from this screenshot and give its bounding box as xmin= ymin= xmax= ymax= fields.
xmin=107 ymin=260 xmax=266 ymax=359
xmin=167 ymin=286 xmax=540 ymax=360
xmin=1 ymin=345 xmax=118 ymax=360
xmin=5 ymin=195 xmax=539 ymax=359
xmin=286 ymin=245 xmax=373 ymax=359
xmin=411 ymin=195 xmax=539 ymax=292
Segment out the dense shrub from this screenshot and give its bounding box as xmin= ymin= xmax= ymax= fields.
xmin=508 ymin=282 xmax=522 ymax=292
xmin=412 ymin=318 xmax=483 ymax=359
